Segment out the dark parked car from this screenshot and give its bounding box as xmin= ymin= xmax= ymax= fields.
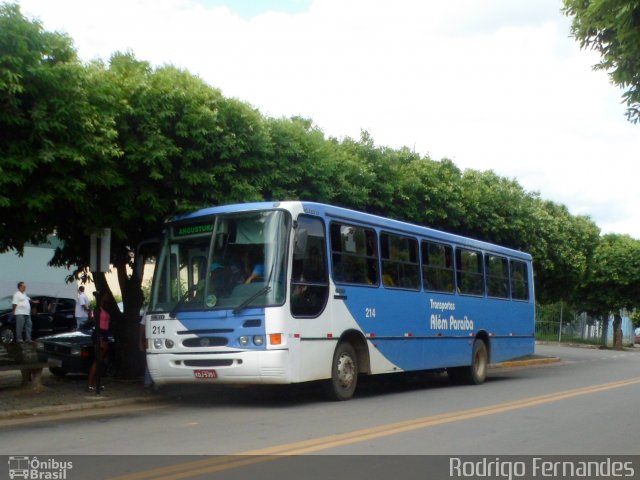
xmin=36 ymin=323 xmax=115 ymax=377
xmin=0 ymin=295 xmax=77 ymax=344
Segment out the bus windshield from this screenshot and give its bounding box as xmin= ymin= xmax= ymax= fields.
xmin=149 ymin=209 xmax=290 ymax=314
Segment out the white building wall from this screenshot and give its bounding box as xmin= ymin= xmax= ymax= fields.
xmin=1 ymin=238 xmax=154 ymax=303
xmin=0 ymin=245 xmax=77 ymax=299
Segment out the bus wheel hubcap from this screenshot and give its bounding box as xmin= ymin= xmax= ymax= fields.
xmin=474 ymin=349 xmax=486 ymax=378
xmin=337 ymin=354 xmax=355 ymax=388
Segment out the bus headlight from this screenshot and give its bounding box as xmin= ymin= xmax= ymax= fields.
xmin=239 ymin=336 xmax=249 ymax=347
xmin=152 ymin=338 xmax=175 ymax=350
xmin=253 ymin=335 xmax=264 ymax=346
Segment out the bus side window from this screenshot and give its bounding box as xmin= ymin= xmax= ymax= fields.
xmin=330 ymin=223 xmax=378 ymax=286
xmin=422 ymin=241 xmax=454 ymax=293
xmin=380 ymin=232 xmax=420 ymax=290
xmin=510 ymin=260 xmax=529 ymax=301
xmin=455 ymin=248 xmax=485 ymax=296
xmin=291 ymin=216 xmax=329 ymax=317
xmin=486 ymin=254 xmax=510 ymax=298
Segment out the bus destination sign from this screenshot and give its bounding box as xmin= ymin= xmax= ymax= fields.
xmin=175 ymin=223 xmax=214 ymax=237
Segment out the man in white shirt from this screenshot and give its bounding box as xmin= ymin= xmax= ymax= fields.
xmin=12 ymin=281 xmax=38 ymax=342
xmin=75 ymin=286 xmax=90 ymax=329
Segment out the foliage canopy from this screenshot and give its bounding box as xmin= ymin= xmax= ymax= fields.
xmin=564 ymin=0 xmax=640 ymax=123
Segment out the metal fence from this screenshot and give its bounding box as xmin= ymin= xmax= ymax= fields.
xmin=535 ymin=303 xmax=635 ymax=346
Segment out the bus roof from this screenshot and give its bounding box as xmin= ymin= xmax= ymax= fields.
xmin=168 ymin=201 xmax=532 ymax=261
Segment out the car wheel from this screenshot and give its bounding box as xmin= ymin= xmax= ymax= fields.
xmin=0 ymin=327 xmax=14 ymax=344
xmin=49 ymin=367 xmax=68 ymax=378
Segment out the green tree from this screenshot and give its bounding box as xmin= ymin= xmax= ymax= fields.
xmin=563 ymin=0 xmax=640 ymax=123
xmin=395 ymin=157 xmax=466 ymax=230
xmin=50 ymin=53 xmax=272 ymax=376
xmin=0 ymin=3 xmax=118 ymax=252
xmin=456 ymin=170 xmax=538 ymax=246
xmin=527 ymin=201 xmax=601 ymax=304
xmin=578 ymin=234 xmax=640 ymax=348
xmin=261 ymin=116 xmax=343 ymax=202
xmin=0 ymin=4 xmax=273 ymax=375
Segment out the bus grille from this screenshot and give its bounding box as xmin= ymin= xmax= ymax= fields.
xmin=184 ymin=359 xmax=233 ymax=367
xmin=182 ymin=337 xmax=228 ymax=348
xmin=177 ymin=329 xmax=233 ymax=335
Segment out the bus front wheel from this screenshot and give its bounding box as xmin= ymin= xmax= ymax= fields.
xmin=448 ymin=339 xmax=488 ymax=385
xmin=324 ymin=342 xmax=358 ymax=401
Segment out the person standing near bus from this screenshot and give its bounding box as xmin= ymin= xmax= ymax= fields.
xmin=87 ymin=293 xmax=110 ymax=392
xmin=75 ymin=286 xmax=90 ymax=329
xmin=12 ymin=281 xmax=39 ymax=343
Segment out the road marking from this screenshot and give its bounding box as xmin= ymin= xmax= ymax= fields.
xmin=110 ymin=376 xmax=640 ymax=480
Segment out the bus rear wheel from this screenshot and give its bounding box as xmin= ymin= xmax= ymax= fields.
xmin=448 ymin=339 xmax=488 ymax=385
xmin=324 ymin=342 xmax=358 ymax=401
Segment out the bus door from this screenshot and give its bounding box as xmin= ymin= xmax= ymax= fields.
xmin=290 ymin=215 xmax=330 ymax=381
xmin=291 ymin=215 xmax=330 ymax=327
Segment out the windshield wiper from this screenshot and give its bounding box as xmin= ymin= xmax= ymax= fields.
xmin=232 ymin=286 xmax=271 ymax=315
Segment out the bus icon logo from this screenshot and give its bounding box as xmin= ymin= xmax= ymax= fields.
xmin=8 ymin=456 xmax=30 ymax=479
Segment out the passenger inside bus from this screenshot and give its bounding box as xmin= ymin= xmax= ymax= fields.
xmin=244 ymin=248 xmax=264 ymax=284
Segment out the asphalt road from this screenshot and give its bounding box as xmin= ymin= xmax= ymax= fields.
xmin=1 ymin=344 xmax=639 ymax=479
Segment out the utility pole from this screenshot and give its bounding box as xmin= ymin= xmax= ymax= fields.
xmin=90 ymin=228 xmax=111 ymax=395
xmin=558 ymin=301 xmax=563 ymax=343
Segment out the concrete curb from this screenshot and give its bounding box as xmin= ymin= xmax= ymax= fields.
xmin=0 ymin=394 xmax=160 ymax=420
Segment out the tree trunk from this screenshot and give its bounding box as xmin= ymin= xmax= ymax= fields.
xmin=113 ymin=257 xmax=146 ymax=379
xmin=612 ymin=312 xmax=623 ymax=350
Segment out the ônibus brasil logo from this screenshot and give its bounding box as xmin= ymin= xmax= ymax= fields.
xmin=8 ymin=456 xmax=73 ymax=479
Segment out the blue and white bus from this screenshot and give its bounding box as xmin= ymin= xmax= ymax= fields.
xmin=146 ymin=201 xmax=534 ymax=400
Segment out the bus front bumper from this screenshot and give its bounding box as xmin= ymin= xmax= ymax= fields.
xmin=146 ymin=349 xmax=291 ymax=386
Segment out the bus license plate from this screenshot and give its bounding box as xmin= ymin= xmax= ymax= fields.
xmin=194 ymin=370 xmax=217 ymax=379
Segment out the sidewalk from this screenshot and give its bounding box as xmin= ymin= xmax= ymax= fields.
xmin=0 ymin=354 xmax=560 ymax=420
xmin=0 ymin=369 xmax=155 ymax=420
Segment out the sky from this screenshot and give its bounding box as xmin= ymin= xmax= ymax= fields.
xmin=17 ymin=0 xmax=640 ymax=239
